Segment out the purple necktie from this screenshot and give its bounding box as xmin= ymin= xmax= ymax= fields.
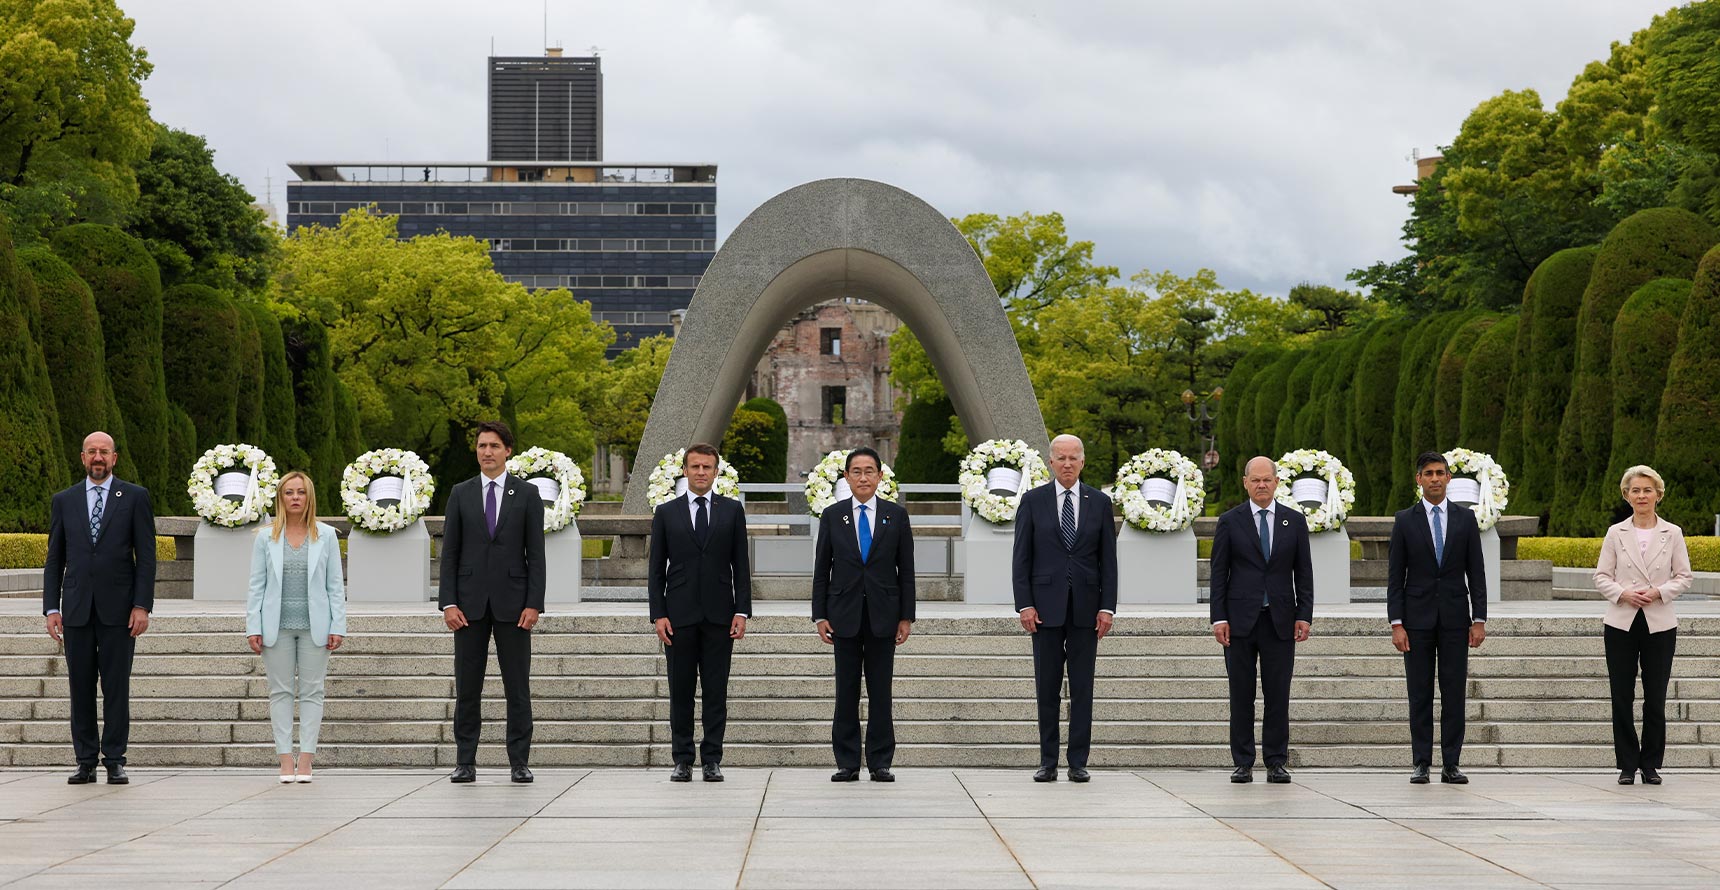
xmin=485 ymin=481 xmax=498 ymax=538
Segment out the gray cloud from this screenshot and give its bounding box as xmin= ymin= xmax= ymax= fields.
xmin=126 ymin=0 xmax=1673 ymax=295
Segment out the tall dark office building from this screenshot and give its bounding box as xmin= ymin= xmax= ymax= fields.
xmin=489 ymin=50 xmax=603 ymax=162
xmin=286 ymin=50 xmax=713 ymax=355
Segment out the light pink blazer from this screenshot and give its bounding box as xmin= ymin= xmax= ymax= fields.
xmin=1594 ymin=517 xmax=1693 ymax=633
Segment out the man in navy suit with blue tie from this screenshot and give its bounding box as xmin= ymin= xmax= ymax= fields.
xmin=1012 ymin=434 xmax=1118 ymax=783
xmin=1388 ymin=451 xmax=1487 ymax=785
xmin=1210 ymin=456 xmax=1313 ymax=784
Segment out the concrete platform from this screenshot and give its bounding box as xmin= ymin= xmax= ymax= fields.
xmin=2 ymin=768 xmax=1720 ymax=888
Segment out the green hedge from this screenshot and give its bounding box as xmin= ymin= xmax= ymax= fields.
xmin=1458 ymin=315 xmax=1516 ymax=455
xmin=895 ymin=395 xmax=962 ymax=488
xmin=161 ymin=283 xmax=241 ymax=453
xmin=1520 ymin=246 xmax=1597 ymax=520
xmin=246 ymin=303 xmax=307 ymax=470
xmin=740 ymin=397 xmax=789 ymax=485
xmin=17 ymin=247 xmax=129 ymax=476
xmin=1436 ymin=314 xmax=1496 ymax=448
xmin=1393 ymin=312 xmax=1468 ymax=486
xmin=283 ymin=316 xmax=341 ymax=489
xmin=1656 ymin=245 xmax=1720 ymax=533
xmin=0 ymin=534 xmax=177 ymax=569
xmin=332 ymin=377 xmax=363 ymax=470
xmin=0 ymin=219 xmax=68 ymax=532
xmin=1218 ymin=345 xmax=1283 ymax=485
xmin=1495 ymin=273 xmax=1536 ymax=478
xmin=1320 ymin=333 xmax=1369 ymax=470
xmin=51 ymin=224 xmax=172 ymax=498
xmin=1251 ymin=351 xmax=1301 ymax=463
xmin=1353 ymin=319 xmax=1415 ymax=514
xmin=233 ymin=301 xmax=266 ymax=444
xmin=1555 ymin=208 xmax=1717 ymax=534
xmin=1606 ymin=278 xmax=1691 ymax=524
xmin=1275 ymin=345 xmax=1321 ymax=458
xmin=1291 ymin=340 xmax=1336 ymax=446
xmin=1518 ymin=537 xmax=1720 ymax=572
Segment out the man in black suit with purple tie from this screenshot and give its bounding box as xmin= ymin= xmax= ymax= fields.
xmin=1012 ymin=434 xmax=1118 ymax=783
xmin=1210 ymin=456 xmax=1313 ymax=784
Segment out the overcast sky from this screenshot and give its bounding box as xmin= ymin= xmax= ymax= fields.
xmin=123 ymin=0 xmax=1675 ymax=297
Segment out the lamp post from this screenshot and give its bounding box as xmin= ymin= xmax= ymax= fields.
xmin=1183 ymin=387 xmax=1223 ymax=496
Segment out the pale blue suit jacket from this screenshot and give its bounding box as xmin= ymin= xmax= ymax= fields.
xmin=246 ymin=522 xmax=347 ymax=647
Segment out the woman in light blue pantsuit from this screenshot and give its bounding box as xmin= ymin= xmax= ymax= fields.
xmin=246 ymin=471 xmax=345 ymax=783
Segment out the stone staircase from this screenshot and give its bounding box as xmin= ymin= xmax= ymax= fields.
xmin=3 ymin=611 xmax=1717 ymax=770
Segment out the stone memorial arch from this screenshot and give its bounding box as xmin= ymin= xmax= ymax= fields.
xmin=622 ymin=178 xmax=1049 ymax=513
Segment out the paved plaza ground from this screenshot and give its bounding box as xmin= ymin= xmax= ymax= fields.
xmin=3 ymin=768 xmax=1720 ymax=888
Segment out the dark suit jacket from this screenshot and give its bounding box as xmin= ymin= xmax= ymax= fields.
xmin=1011 ymin=482 xmax=1119 ymax=628
xmin=43 ymin=479 xmax=156 ymax=626
xmin=648 ymin=492 xmax=753 ymax=627
xmin=811 ymin=497 xmax=915 ymax=638
xmin=1209 ymin=500 xmax=1314 ymax=639
xmin=1386 ymin=500 xmax=1487 ymax=630
xmin=437 ymin=473 xmax=546 ymax=622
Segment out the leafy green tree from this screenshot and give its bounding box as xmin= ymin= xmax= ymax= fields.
xmin=17 ymin=246 xmax=126 ymax=474
xmin=0 ymin=219 xmax=67 ymax=530
xmin=894 ymin=395 xmax=962 ymax=489
xmin=162 ymin=403 xmax=196 ymax=514
xmin=594 ymin=334 xmax=673 ymax=471
xmin=232 ymin=302 xmax=266 ymax=444
xmin=0 ymin=0 xmax=154 ymax=241
xmin=1436 ymin=314 xmax=1498 ymax=448
xmin=1458 ymin=315 xmax=1517 ymax=456
xmin=1553 ymin=207 xmax=1716 ymax=533
xmin=1392 ymin=311 xmax=1471 ymax=488
xmin=1655 ymin=244 xmax=1720 ymax=532
xmin=952 ymin=211 xmax=1118 ymax=316
xmin=1606 ymin=278 xmax=1691 ymax=524
xmin=1250 ymin=351 xmax=1302 ymax=462
xmin=1353 ymin=318 xmax=1417 ymax=513
xmin=719 ymin=408 xmax=775 ymax=485
xmin=50 ymin=223 xmax=171 ymax=496
xmin=160 ymin=283 xmax=240 ymax=452
xmin=1320 ymin=332 xmax=1372 ymax=470
xmin=244 ymin=302 xmax=307 ymax=471
xmin=730 ymin=397 xmax=788 ymax=490
xmin=1518 ymin=246 xmax=1598 ymax=520
xmin=1494 ymin=276 xmax=1536 ymax=482
xmin=126 ymin=124 xmax=276 ymax=289
xmin=282 ymin=315 xmax=340 ymax=492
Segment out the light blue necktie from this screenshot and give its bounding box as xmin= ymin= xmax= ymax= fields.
xmin=857 ymin=504 xmax=872 ymax=562
xmin=1431 ymin=505 xmax=1444 ymax=567
xmin=1258 ymin=507 xmax=1271 ymax=607
xmin=89 ymin=485 xmax=104 ymax=543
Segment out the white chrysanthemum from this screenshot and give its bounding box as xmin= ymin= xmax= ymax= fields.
xmin=505 ymin=447 xmax=587 ymax=533
xmin=342 ymin=449 xmax=434 ymax=534
xmin=645 ymin=449 xmax=741 ymax=507
xmin=186 ymin=443 xmax=280 ymax=528
xmin=1113 ymin=449 xmax=1203 ymax=533
xmin=1273 ymin=449 xmax=1356 ymax=533
xmin=805 ymin=449 xmax=899 ymax=516
xmin=958 ymin=439 xmax=1050 ymax=524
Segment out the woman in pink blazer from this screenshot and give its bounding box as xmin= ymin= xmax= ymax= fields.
xmin=1594 ymin=465 xmax=1694 ymax=786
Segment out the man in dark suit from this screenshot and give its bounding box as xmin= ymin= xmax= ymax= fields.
xmin=43 ymin=431 xmax=155 ymax=785
xmin=649 ymin=442 xmax=752 ymax=782
xmin=1012 ymin=434 xmax=1117 ymax=783
xmin=439 ymin=420 xmax=545 ymax=784
xmin=1210 ymin=456 xmax=1313 ymax=784
xmin=1388 ymin=450 xmax=1487 ymax=785
xmin=812 ymin=446 xmax=914 ymax=782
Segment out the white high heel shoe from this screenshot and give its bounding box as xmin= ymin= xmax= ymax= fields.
xmin=278 ymin=774 xmax=294 ymax=784
xmin=294 ymin=773 xmax=313 ymax=784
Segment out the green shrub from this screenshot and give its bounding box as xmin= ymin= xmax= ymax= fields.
xmin=233 ymin=301 xmax=266 ymax=444
xmin=739 ymin=397 xmax=788 ymax=486
xmin=1320 ymin=333 xmax=1370 ymax=469
xmin=1393 ymin=311 xmax=1471 ymax=488
xmin=1458 ymin=315 xmax=1516 ymax=456
xmin=1219 ymin=345 xmax=1283 ymax=486
xmin=163 ymin=403 xmax=197 ymax=515
xmin=332 ymin=377 xmax=363 ymax=470
xmin=1276 ymin=344 xmax=1324 ymax=457
xmin=1250 ymin=351 xmax=1301 ymax=463
xmin=283 ymin=316 xmax=340 ymax=488
xmin=1520 ymin=246 xmax=1598 ymax=520
xmin=1605 ymin=278 xmax=1691 ymax=527
xmin=0 ymin=219 xmax=68 ymax=531
xmin=1291 ymin=340 xmax=1337 ymax=447
xmin=895 ymin=396 xmax=962 ymax=490
xmin=1354 ymin=319 xmax=1416 ymax=514
xmin=51 ymin=223 xmax=171 ymax=498
xmin=18 ymin=248 xmax=129 ymax=477
xmin=1437 ymin=314 xmax=1497 ymax=448
xmin=1555 ymin=208 xmax=1717 ymax=534
xmin=245 ymin=303 xmax=307 ymax=470
xmin=720 ymin=407 xmax=776 ymax=484
xmin=1495 ymin=274 xmax=1536 ymax=478
xmin=1656 ymin=245 xmax=1720 ymax=532
xmin=1518 ymin=536 xmax=1720 ymax=572
xmin=161 ymin=283 xmax=241 ymax=453
xmin=0 ymin=533 xmax=176 ymax=569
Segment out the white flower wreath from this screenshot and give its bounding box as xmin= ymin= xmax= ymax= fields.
xmin=1114 ymin=448 xmax=1204 ymax=533
xmin=1413 ymin=447 xmax=1510 ymax=532
xmin=186 ymin=443 xmax=280 ymax=528
xmin=960 ymin=439 xmax=1050 ymax=524
xmin=1274 ymin=449 xmax=1356 ymax=533
xmin=506 ymin=447 xmax=587 ymax=533
xmin=805 ymin=449 xmax=899 ymax=516
xmin=645 ymin=448 xmax=741 ymax=507
xmin=341 ymin=448 xmax=434 ymax=534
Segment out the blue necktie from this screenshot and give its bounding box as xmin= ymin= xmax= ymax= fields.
xmin=1431 ymin=505 xmax=1444 ymax=567
xmin=89 ymin=486 xmax=104 ymax=543
xmin=1258 ymin=507 xmax=1271 ymax=607
xmin=857 ymin=504 xmax=872 ymax=562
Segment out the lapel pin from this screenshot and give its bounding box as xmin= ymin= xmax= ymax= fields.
xmin=113 ymin=490 xmax=122 ymax=497
xmin=1281 ymin=519 xmax=1289 ymax=527
xmin=507 ymin=489 xmax=514 ymax=496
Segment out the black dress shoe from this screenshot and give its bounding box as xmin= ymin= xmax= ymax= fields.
xmin=510 ymin=766 xmax=533 ymax=784
xmin=1230 ymin=766 xmax=1253 ymax=783
xmin=67 ymin=765 xmax=97 ymax=785
xmin=1440 ymin=765 xmax=1468 ymax=784
xmin=703 ymin=763 xmax=724 ymax=782
xmin=1410 ymin=764 xmax=1430 ymax=784
xmin=831 ymin=768 xmax=861 ymax=782
xmin=869 ymin=768 xmax=895 ymax=783
xmin=1618 ymin=770 xmax=1636 ymax=785
xmin=449 ymin=764 xmax=476 ymax=783
xmin=1068 ymin=767 xmax=1090 ymax=783
xmin=1267 ymin=764 xmax=1292 ymax=784
xmin=670 ymin=763 xmax=692 ymax=782
xmin=1033 ymin=766 xmax=1057 ymax=783
xmin=1642 ymin=767 xmax=1662 ymax=785
xmin=105 ymin=764 xmax=128 ymax=785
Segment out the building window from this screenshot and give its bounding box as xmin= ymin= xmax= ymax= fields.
xmin=822 ymin=386 xmax=847 ymax=425
xmin=820 ymin=328 xmax=842 ymax=356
